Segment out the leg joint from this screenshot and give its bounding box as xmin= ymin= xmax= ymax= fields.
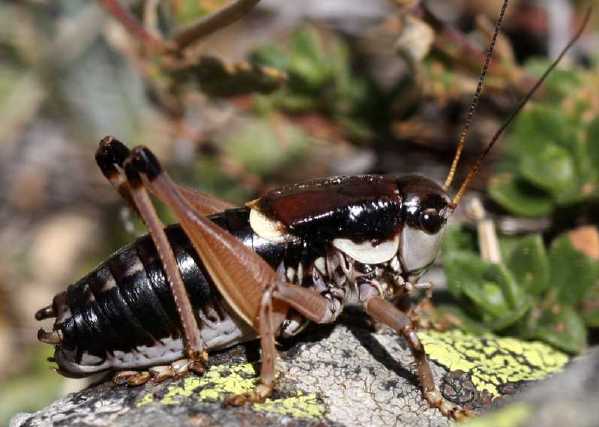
xmin=129 ymin=146 xmax=163 ymax=180
xmin=96 ymin=136 xmax=130 ymax=173
xmin=404 ymin=328 xmax=424 ymax=353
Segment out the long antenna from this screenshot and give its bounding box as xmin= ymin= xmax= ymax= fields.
xmin=443 ymin=0 xmax=510 ymax=191
xmin=452 ymin=6 xmax=592 ymax=207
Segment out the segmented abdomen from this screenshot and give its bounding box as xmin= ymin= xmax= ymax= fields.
xmin=57 ymin=224 xmax=216 ymax=355
xmin=53 ymin=208 xmax=288 ymax=365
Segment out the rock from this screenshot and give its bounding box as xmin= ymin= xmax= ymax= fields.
xmin=463 ymin=348 xmax=599 ymax=427
xmin=11 ymin=319 xmax=570 ymax=427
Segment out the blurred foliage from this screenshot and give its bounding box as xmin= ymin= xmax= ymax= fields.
xmin=170 ymin=26 xmax=379 ymax=203
xmin=172 ymin=56 xmax=287 ymax=97
xmin=184 ymin=114 xmax=315 ymax=205
xmin=0 ymin=345 xmax=62 ymax=426
xmin=167 ymin=0 xmax=228 ymax=26
xmin=489 ymin=61 xmax=599 ymax=217
xmin=251 ymin=26 xmax=375 ymax=140
xmin=441 ymin=226 xmax=599 ymax=354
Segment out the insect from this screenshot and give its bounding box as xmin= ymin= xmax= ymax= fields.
xmin=35 ymin=1 xmax=590 ymax=420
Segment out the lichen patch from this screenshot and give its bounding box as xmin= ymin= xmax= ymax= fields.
xmin=418 ymin=330 xmax=569 ymax=397
xmin=135 ymin=362 xmax=326 ymax=420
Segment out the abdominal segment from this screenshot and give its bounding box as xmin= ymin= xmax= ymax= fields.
xmin=51 ymin=223 xmax=256 ymax=375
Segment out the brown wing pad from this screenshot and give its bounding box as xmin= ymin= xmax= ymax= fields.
xmin=178 ymin=185 xmax=236 ymax=214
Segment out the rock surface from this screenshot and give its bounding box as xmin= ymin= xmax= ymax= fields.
xmin=11 ymin=319 xmax=570 ymax=427
xmin=464 ymin=348 xmax=599 ymax=427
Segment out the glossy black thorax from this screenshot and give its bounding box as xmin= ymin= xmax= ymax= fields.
xmin=253 ymin=174 xmax=451 ymax=245
xmin=253 ymin=175 xmax=403 ymax=243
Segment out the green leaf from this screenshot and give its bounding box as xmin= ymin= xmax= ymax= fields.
xmin=488 ymin=174 xmax=554 ymax=217
xmin=479 ymin=263 xmax=531 ymax=330
xmin=533 ymin=305 xmax=587 ymax=354
xmin=463 ymin=280 xmax=511 ymax=319
xmin=444 ymin=252 xmax=529 ymax=329
xmin=442 ymin=225 xmax=478 ymax=257
xmin=251 ymin=25 xmax=371 ymax=124
xmin=484 ymin=301 xmax=531 ymax=332
xmin=580 ymin=284 xmax=599 ymax=328
xmin=288 ymin=27 xmax=331 ymax=91
xmin=507 ymin=235 xmax=550 ymax=296
xmin=486 ymin=263 xmax=529 ymax=312
xmin=444 ymin=251 xmax=489 ymax=299
xmin=506 ymin=107 xmax=570 ymax=158
xmin=519 ymin=143 xmax=578 ymax=201
xmin=548 ymin=235 xmax=599 ymax=306
xmin=586 ymin=117 xmax=599 ymax=184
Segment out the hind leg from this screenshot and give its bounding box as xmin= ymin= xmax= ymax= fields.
xmin=96 ymin=137 xmax=207 ymax=372
xmin=95 ymin=136 xmax=235 ymax=217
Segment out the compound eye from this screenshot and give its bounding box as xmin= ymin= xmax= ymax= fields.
xmin=419 ymin=208 xmax=444 ymax=234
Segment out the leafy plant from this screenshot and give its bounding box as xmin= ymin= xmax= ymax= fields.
xmin=441 ymin=226 xmax=599 ymax=353
xmin=251 ymin=25 xmax=374 ymax=139
xmin=488 ymin=61 xmax=599 ymax=217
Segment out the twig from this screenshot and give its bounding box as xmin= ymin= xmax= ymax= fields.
xmin=97 ymin=0 xmax=168 ymax=52
xmin=466 ymin=198 xmax=502 ymax=264
xmin=171 ymin=0 xmax=261 ymax=50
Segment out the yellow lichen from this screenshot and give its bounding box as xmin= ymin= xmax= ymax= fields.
xmin=136 ymin=392 xmax=155 ymax=407
xmin=159 ymin=363 xmax=257 ymax=405
xmin=418 ymin=330 xmax=569 ymax=397
xmin=254 ymin=393 xmax=326 ymax=419
xmin=135 ymin=362 xmax=326 ymax=420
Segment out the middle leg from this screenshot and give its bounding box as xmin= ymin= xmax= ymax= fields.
xmin=227 ymin=280 xmax=342 ymax=405
xmin=365 ymin=296 xmax=470 ymax=420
